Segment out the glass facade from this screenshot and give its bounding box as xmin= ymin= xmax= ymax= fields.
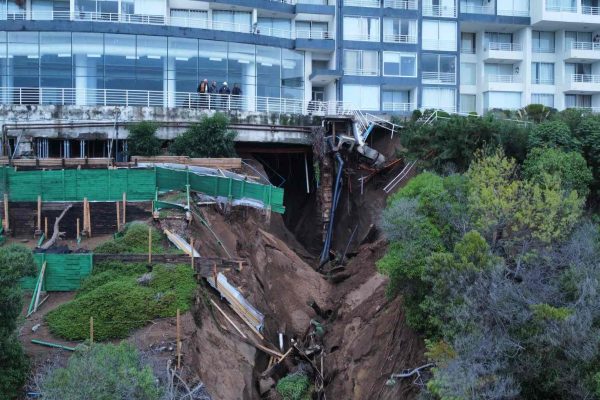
xmin=0 ymin=31 xmax=305 ymax=102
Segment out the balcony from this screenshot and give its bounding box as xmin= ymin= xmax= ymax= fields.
xmin=566 ymin=74 xmax=600 ymax=93
xmin=545 ymin=0 xmax=577 ymax=12
xmin=483 ymin=42 xmax=523 ymax=62
xmin=423 ymin=4 xmax=457 ymax=17
xmin=382 ymin=102 xmax=414 ymax=112
xmin=582 ymin=5 xmax=600 ymax=14
xmin=344 ymin=68 xmax=380 ymax=76
xmin=383 ymin=34 xmax=418 ymax=44
xmin=344 ymin=33 xmax=380 ymax=42
xmin=344 ymin=0 xmax=380 ymax=7
xmin=422 ymin=72 xmax=456 ymax=85
xmin=383 ymin=0 xmax=418 ymax=9
xmin=565 ymin=42 xmax=600 ymax=61
xmin=296 ymin=30 xmax=335 ymax=51
xmin=422 ymin=39 xmax=456 ymax=51
xmin=460 ymin=1 xmax=495 ymax=14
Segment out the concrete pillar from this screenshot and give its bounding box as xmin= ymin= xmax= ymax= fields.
xmin=70 ymin=0 xmax=75 ymax=19
xmin=556 ymin=29 xmax=566 ymax=110
xmin=164 ymin=57 xmax=175 ymax=107
xmin=304 ymin=51 xmax=312 ymax=105
xmin=522 ymin=26 xmax=533 ymax=108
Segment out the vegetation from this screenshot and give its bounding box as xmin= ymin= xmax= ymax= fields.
xmin=381 ymin=107 xmax=600 ymax=399
xmin=276 ymin=373 xmax=312 ymax=400
xmin=0 ymin=245 xmax=36 ymax=399
xmin=126 ymin=121 xmax=162 ymax=157
xmin=170 ymin=113 xmax=237 ymax=158
xmin=94 ymin=222 xmax=168 ymax=254
xmin=47 ymin=261 xmax=196 ymax=340
xmin=40 ymin=342 xmax=161 ymax=400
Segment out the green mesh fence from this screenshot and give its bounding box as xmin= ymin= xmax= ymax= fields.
xmin=21 ymin=253 xmax=94 ymax=292
xmin=0 ymin=167 xmax=284 ymax=213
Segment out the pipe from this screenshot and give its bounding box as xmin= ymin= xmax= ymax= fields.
xmin=320 ymin=148 xmax=344 ymax=264
xmin=304 ymin=153 xmax=310 ymax=194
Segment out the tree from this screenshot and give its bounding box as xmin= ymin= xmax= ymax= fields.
xmin=0 ymin=245 xmax=36 ymax=399
xmin=528 ymin=120 xmax=582 ymax=152
xmin=523 ymin=147 xmax=593 ymax=198
xmin=170 ymin=113 xmax=237 ymax=158
xmin=517 ymin=104 xmax=557 ymax=123
xmin=126 ymin=121 xmax=162 ymax=157
xmin=40 ymin=342 xmax=161 ymax=400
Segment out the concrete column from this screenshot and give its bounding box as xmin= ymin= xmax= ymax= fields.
xmin=556 ymin=29 xmax=566 ymax=110
xmin=304 ymin=51 xmax=312 ymax=105
xmin=70 ymin=0 xmax=75 ymax=19
xmin=522 ymin=27 xmax=533 ymax=108
xmin=164 ymin=57 xmax=175 ymax=107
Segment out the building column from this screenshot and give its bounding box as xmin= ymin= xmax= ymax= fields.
xmin=164 ymin=57 xmax=175 ymax=108
xmin=522 ymin=26 xmax=533 ymax=108
xmin=304 ymin=51 xmax=312 ymax=107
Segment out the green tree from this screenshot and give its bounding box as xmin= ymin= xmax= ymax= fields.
xmin=528 ymin=120 xmax=582 ymax=152
xmin=126 ymin=121 xmax=162 ymax=157
xmin=523 ymin=147 xmax=593 ymax=198
xmin=0 ymin=245 xmax=36 ymax=399
xmin=170 ymin=113 xmax=237 ymax=157
xmin=40 ymin=342 xmax=161 ymax=400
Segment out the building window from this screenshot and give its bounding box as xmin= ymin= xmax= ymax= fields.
xmin=296 ymin=21 xmax=329 ymax=39
xmin=422 ymin=20 xmax=457 ymax=51
xmin=383 ymin=18 xmax=418 ymax=43
xmin=531 ymin=94 xmax=554 ymax=108
xmin=343 ymin=84 xmax=380 ymax=110
xmin=565 ymin=31 xmax=593 ymax=50
xmin=382 ymin=52 xmax=416 ymax=77
xmin=423 ymin=0 xmax=457 ymax=17
xmin=170 ymin=9 xmax=209 ymax=28
xmin=532 ymin=62 xmax=554 ymax=85
xmin=422 ymin=87 xmax=456 ymax=112
xmin=460 ymin=32 xmax=475 ymax=54
xmin=460 ymin=62 xmax=476 ymax=85
xmin=497 ymin=0 xmax=529 ymax=16
xmin=565 ymin=94 xmax=592 ymax=109
xmin=460 ymin=94 xmax=476 ymax=113
xmin=212 ymin=10 xmax=252 ymax=33
xmin=532 ymin=31 xmax=555 ymax=53
xmin=343 ymin=16 xmax=380 ymax=42
xmin=484 ymin=91 xmax=522 ymax=110
xmin=257 ymin=18 xmax=292 ymax=39
xmin=343 ymin=50 xmax=379 ymax=76
xmin=484 ymin=63 xmax=518 ymax=83
xmin=422 ymin=53 xmax=456 ymax=84
xmin=382 ymin=90 xmax=412 ymax=112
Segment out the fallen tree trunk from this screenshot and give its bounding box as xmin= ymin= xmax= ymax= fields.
xmin=40 ymin=205 xmax=72 ymax=250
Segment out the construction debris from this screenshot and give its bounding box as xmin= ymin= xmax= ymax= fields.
xmin=40 ymin=205 xmax=72 ymax=250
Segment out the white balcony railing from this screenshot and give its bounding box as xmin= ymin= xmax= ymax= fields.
xmin=422 ymin=72 xmax=456 ymax=84
xmin=532 ymin=78 xmax=554 ymax=85
xmin=423 ymin=4 xmax=457 ymax=17
xmin=344 ymin=33 xmax=380 ymax=42
xmin=383 ymin=0 xmax=418 ymax=9
xmin=295 ymin=30 xmax=334 ymax=40
xmin=572 ymin=74 xmax=600 ymax=84
xmin=383 ymin=34 xmax=418 ymax=44
xmin=382 ymin=102 xmax=414 ymax=112
xmin=422 ymin=39 xmax=456 ymax=51
xmin=460 ymin=2 xmax=495 ymax=14
xmin=582 ymin=5 xmax=600 ymax=14
xmin=344 ymin=0 xmax=380 ymax=7
xmin=344 ymin=68 xmax=379 ymax=76
xmin=486 ymin=74 xmax=522 ymax=84
xmin=571 ymin=41 xmax=600 ymax=51
xmin=497 ymin=8 xmax=530 ymax=16
xmin=487 ymin=42 xmax=522 ymax=51
xmin=545 ymin=0 xmax=577 ymax=12
xmin=0 ymin=10 xmax=334 ymax=41
xmin=0 ymin=87 xmax=359 ymax=116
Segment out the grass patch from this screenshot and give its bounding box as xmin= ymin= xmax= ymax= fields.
xmin=94 ymin=222 xmax=170 ymax=254
xmin=46 ymin=264 xmax=196 ymax=341
xmin=276 ymin=373 xmax=312 ymax=400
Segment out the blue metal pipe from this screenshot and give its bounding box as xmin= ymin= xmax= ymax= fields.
xmin=320 ymin=151 xmax=344 ymax=264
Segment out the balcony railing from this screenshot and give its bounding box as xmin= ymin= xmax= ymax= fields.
xmin=296 ymin=30 xmax=334 ymax=40
xmin=344 ymin=33 xmax=380 ymax=42
xmin=533 ymin=46 xmax=555 ymax=53
xmin=545 ymin=0 xmax=577 ymax=12
xmin=383 ymin=0 xmax=418 ymax=9
xmin=0 ymin=87 xmax=358 ymax=116
xmin=382 ymin=102 xmax=414 ymax=112
xmin=344 ymin=68 xmax=379 ymax=76
xmin=460 ymin=2 xmax=495 ymax=14
xmin=383 ymin=34 xmax=418 ymax=44
xmin=423 ymin=4 xmax=457 ymax=17
xmin=497 ymin=9 xmax=530 ymax=16
xmin=571 ymin=41 xmax=600 ymax=51
xmin=344 ymin=0 xmax=380 ymax=7
xmin=532 ymin=78 xmax=554 ymax=85
xmin=572 ymin=74 xmax=600 ymax=83
xmin=422 ymin=72 xmax=456 ymax=84
xmin=487 ymin=42 xmax=522 ymax=51
xmin=422 ymin=39 xmax=456 ymax=51
xmin=582 ymin=5 xmax=600 ymax=14
xmin=486 ymin=74 xmax=522 ymax=84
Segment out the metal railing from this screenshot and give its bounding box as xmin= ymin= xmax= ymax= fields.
xmin=571 ymin=41 xmax=600 ymax=51
xmin=382 ymin=102 xmax=414 ymax=112
xmin=582 ymin=5 xmax=600 ymax=14
xmin=545 ymin=0 xmax=577 ymax=12
xmin=295 ymin=30 xmax=333 ymax=40
xmin=383 ymin=34 xmax=418 ymax=44
xmin=0 ymin=87 xmax=359 ymax=116
xmin=533 ymin=46 xmax=555 ymax=53
xmin=422 ymin=4 xmax=457 ymax=17
xmin=422 ymin=39 xmax=457 ymax=51
xmin=344 ymin=33 xmax=380 ymax=42
xmin=383 ymin=0 xmax=418 ymax=9
xmin=487 ymin=42 xmax=522 ymax=51
xmin=486 ymin=74 xmax=522 ymax=84
xmin=344 ymin=0 xmax=380 ymax=7
xmin=497 ymin=9 xmax=530 ymax=16
xmin=532 ymin=78 xmax=554 ymax=85
xmin=571 ymin=74 xmax=600 ymax=84
xmin=344 ymin=68 xmax=379 ymax=76
xmin=460 ymin=2 xmax=495 ymax=14
xmin=422 ymin=72 xmax=456 ymax=84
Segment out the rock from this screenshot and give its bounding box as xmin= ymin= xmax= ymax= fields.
xmin=259 ymin=377 xmax=275 ymax=395
xmin=137 ymin=272 xmax=153 ymax=286
xmin=31 ymin=324 xmax=40 ymax=332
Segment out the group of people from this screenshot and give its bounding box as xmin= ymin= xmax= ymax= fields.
xmin=196 ymin=79 xmax=243 ymax=110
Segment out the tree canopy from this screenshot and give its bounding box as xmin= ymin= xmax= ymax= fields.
xmin=169 ymin=113 xmax=237 ymax=158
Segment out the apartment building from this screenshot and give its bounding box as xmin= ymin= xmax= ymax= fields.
xmin=0 ymin=0 xmax=598 ymax=115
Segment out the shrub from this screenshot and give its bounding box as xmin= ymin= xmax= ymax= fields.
xmin=528 ymin=120 xmax=582 ymax=152
xmin=169 ymin=113 xmax=237 ymax=158
xmin=126 ymin=121 xmax=162 ymax=157
xmin=40 ymin=342 xmax=161 ymax=400
xmin=95 ymin=223 xmax=165 ymax=254
xmin=47 ymin=264 xmax=195 ymax=340
xmin=276 ymin=373 xmax=312 ymax=400
xmin=0 ymin=334 xmax=30 ymax=400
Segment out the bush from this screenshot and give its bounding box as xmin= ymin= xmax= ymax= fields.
xmin=528 ymin=120 xmax=582 ymax=152
xmin=170 ymin=113 xmax=237 ymax=158
xmin=276 ymin=373 xmax=312 ymax=400
xmin=40 ymin=342 xmax=161 ymax=400
xmin=47 ymin=264 xmax=195 ymax=340
xmin=126 ymin=121 xmax=162 ymax=157
xmin=95 ymin=223 xmax=166 ymax=254
xmin=0 ymin=334 xmax=30 ymax=400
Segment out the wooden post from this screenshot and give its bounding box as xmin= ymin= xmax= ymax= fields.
xmin=116 ymin=201 xmax=121 ymax=232
xmin=37 ymin=195 xmax=41 ymax=231
xmin=76 ymin=218 xmax=80 ymax=240
xmin=90 ymin=316 xmax=94 ymax=344
xmin=213 ymin=263 xmax=218 ymax=290
xmin=44 ymin=217 xmax=48 ymax=238
xmin=3 ymin=193 xmax=8 ymax=231
xmin=190 ymin=238 xmax=194 ymax=270
xmin=83 ymin=197 xmax=88 ymax=236
xmin=176 ymin=308 xmax=181 ymax=369
xmin=87 ymin=201 xmax=92 ymax=238
xmin=148 ymin=227 xmax=152 ymax=264
xmin=122 ymin=192 xmax=126 ymax=225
